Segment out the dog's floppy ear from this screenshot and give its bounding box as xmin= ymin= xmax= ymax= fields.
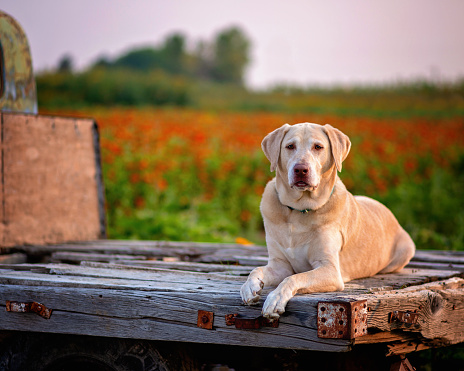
xmin=323 ymin=124 xmax=351 ymax=172
xmin=262 ymin=124 xmax=291 ymax=172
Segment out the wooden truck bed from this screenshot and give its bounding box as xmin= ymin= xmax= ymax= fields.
xmin=1 ymin=241 xmax=464 ymax=357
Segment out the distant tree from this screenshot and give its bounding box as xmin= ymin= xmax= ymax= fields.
xmin=93 ymin=56 xmax=112 ymax=69
xmin=57 ymin=54 xmax=74 ymax=73
xmin=161 ymin=33 xmax=187 ymax=75
xmin=211 ymin=27 xmax=250 ymax=84
xmin=113 ymin=48 xmax=163 ymax=71
xmin=86 ymin=26 xmax=251 ymax=84
xmin=192 ymin=40 xmax=214 ymax=80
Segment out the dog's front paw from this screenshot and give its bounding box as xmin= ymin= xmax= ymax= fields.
xmin=240 ymin=277 xmax=264 ymax=305
xmin=262 ymin=287 xmax=292 ymax=320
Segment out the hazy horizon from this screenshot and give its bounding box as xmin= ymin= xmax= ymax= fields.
xmin=2 ymin=0 xmax=463 ymax=88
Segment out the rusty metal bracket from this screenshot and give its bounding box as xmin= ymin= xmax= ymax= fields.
xmin=389 ymin=310 xmax=419 ymax=325
xmin=197 ymin=310 xmax=214 ymax=330
xmin=317 ymin=300 xmax=367 ymax=339
xmin=6 ymin=301 xmax=52 ymax=319
xmin=225 ymin=313 xmax=279 ymax=329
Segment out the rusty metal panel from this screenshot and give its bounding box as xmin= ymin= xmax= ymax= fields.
xmin=6 ymin=300 xmax=52 ymax=319
xmin=0 ymin=11 xmax=37 ymax=114
xmin=197 ymin=310 xmax=214 ymax=330
xmin=225 ymin=313 xmax=279 ymax=329
xmin=317 ymin=300 xmax=367 ymax=339
xmin=1 ymin=113 xmax=106 ymax=247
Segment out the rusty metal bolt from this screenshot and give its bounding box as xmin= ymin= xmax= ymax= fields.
xmin=202 ymin=315 xmax=210 ymax=324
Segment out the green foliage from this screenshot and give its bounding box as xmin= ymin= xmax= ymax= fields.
xmin=37 ymin=68 xmax=190 ymax=108
xmin=111 ymin=33 xmax=189 ymax=75
xmin=103 ymin=140 xmax=266 ymax=243
xmin=113 ymin=48 xmax=165 ymax=71
xmin=211 ymin=27 xmax=251 ymax=84
xmin=189 ymin=81 xmax=464 ymax=119
xmin=38 ymin=26 xmax=255 ymax=108
xmin=377 ymin=156 xmax=464 ymax=251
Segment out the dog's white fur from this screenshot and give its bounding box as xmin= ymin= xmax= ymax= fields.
xmin=240 ymin=123 xmax=415 ymax=320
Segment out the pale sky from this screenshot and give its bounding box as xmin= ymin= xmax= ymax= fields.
xmin=2 ymin=0 xmax=463 ymax=88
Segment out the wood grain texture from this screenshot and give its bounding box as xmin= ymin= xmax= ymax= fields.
xmin=0 ymin=284 xmax=350 ymax=352
xmin=364 ymin=278 xmax=464 ymax=346
xmin=0 ymin=113 xmax=105 ymax=247
xmin=2 ymin=241 xmax=464 ymax=353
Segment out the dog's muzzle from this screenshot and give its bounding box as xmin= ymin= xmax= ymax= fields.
xmin=290 ymin=163 xmax=318 ymax=191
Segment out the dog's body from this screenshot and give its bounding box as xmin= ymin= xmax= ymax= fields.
xmin=241 ymin=123 xmax=415 ymax=319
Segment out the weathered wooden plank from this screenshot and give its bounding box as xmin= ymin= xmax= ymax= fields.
xmin=407 ymin=261 xmax=464 ymax=272
xmin=0 ymin=263 xmax=460 ymax=300
xmin=13 ymin=240 xmax=268 ymax=258
xmin=51 ymin=251 xmax=148 ymax=264
xmin=2 ymin=277 xmax=464 ymax=351
xmin=0 ymin=269 xmax=229 ymax=292
xmin=0 ymin=284 xmax=351 ymax=352
xmin=385 ymin=338 xmax=435 ymax=356
xmin=78 ymin=261 xmax=245 ymax=282
xmin=197 ymin=254 xmax=268 ymax=266
xmin=0 ymin=267 xmax=243 ymax=294
xmin=1 ymin=257 xmax=464 ymax=352
xmin=115 ymin=259 xmax=253 ymax=275
xmin=412 ymin=250 xmax=464 ymax=264
xmin=0 ymin=253 xmax=27 ymax=264
xmin=346 ymin=268 xmax=462 ymax=293
xmin=364 ymin=277 xmax=464 ymax=346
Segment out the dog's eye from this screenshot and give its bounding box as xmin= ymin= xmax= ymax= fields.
xmin=286 ymin=144 xmax=295 ymax=150
xmin=314 ymin=144 xmax=323 ymax=150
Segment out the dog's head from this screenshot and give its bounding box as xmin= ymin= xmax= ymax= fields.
xmin=262 ymin=123 xmax=351 ymax=192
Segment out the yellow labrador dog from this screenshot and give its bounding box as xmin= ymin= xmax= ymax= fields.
xmin=241 ymin=123 xmax=415 ymax=320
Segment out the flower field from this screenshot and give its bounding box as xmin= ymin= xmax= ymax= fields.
xmin=47 ymin=107 xmax=464 ymax=250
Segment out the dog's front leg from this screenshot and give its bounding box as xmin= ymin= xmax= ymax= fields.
xmin=262 ymin=260 xmax=344 ymax=320
xmin=241 ymin=258 xmax=293 ymax=305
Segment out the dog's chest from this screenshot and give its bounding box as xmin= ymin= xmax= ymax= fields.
xmin=274 ymin=221 xmax=315 ymax=273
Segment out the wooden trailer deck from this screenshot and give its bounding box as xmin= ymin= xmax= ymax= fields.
xmin=1 ymin=240 xmax=464 ymax=357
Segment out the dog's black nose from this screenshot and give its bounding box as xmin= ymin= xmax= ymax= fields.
xmin=294 ymin=164 xmax=309 ymax=175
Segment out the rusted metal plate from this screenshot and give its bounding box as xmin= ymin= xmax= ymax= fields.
xmin=317 ymin=300 xmax=367 ymax=339
xmin=0 ymin=11 xmax=37 ymax=114
xmin=225 ymin=313 xmax=279 ymax=329
xmin=389 ymin=310 xmax=419 ymax=325
xmin=197 ymin=310 xmax=214 ymax=330
xmin=6 ymin=300 xmax=52 ymax=319
xmin=1 ymin=113 xmax=106 ymax=247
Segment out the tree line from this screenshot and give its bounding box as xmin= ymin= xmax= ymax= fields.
xmin=38 ymin=26 xmax=251 ymax=108
xmin=56 ymin=26 xmax=250 ymax=84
